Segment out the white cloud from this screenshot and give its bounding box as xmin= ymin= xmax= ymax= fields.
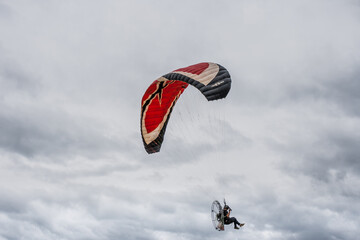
xmin=1 ymin=0 xmax=360 ymax=239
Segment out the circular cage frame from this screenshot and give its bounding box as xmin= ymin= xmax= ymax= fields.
xmin=211 ymin=200 xmax=224 ymax=231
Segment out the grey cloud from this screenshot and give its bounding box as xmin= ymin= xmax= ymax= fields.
xmin=0 ymin=57 xmax=41 ymax=99
xmin=0 ymin=181 xmax=215 ymax=240
xmin=277 ymin=128 xmax=360 ymax=182
xmin=324 ymin=72 xmax=360 ymax=116
xmin=0 ymin=111 xmax=133 ymax=160
xmin=265 ymin=126 xmax=360 ymax=239
xmin=0 ymin=2 xmax=11 ymax=18
xmin=1 ymin=0 xmax=360 ymax=240
xmin=276 ymin=70 xmax=360 ymax=117
xmin=0 ymin=64 xmax=39 ymax=94
xmin=0 ymin=193 xmax=26 ymax=214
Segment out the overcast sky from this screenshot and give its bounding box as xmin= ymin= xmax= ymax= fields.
xmin=1 ymin=0 xmax=360 ymax=240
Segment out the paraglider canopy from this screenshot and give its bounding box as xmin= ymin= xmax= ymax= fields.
xmin=140 ymin=62 xmax=231 ymax=154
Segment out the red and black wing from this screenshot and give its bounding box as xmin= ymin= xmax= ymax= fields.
xmin=140 ymin=62 xmax=231 ymax=154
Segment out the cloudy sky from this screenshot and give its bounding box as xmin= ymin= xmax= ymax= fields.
xmin=1 ymin=0 xmax=360 ymax=239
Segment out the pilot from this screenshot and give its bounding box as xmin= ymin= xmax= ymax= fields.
xmin=223 ymin=205 xmax=245 ymax=229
